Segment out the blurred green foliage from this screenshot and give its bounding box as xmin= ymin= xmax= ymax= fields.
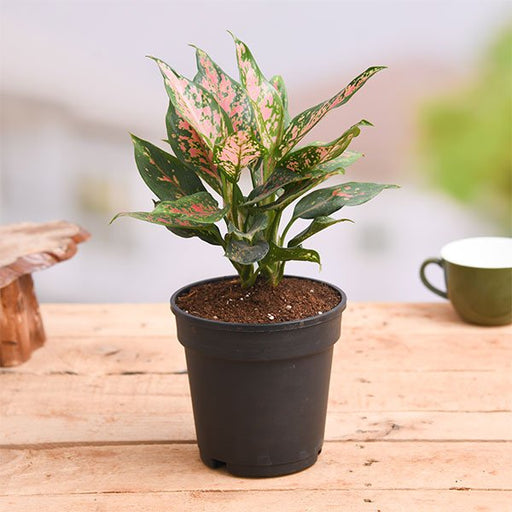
xmin=420 ymin=26 xmax=511 ymax=231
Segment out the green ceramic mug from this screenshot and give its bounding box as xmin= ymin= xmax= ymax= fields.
xmin=420 ymin=237 xmax=512 ymax=326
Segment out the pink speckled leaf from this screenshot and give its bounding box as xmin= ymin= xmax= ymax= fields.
xmin=280 ymin=120 xmax=371 ymax=173
xmin=112 ymin=191 xmax=228 ymax=228
xmin=292 ymin=182 xmax=399 ymax=220
xmin=166 ymin=102 xmax=222 ymax=193
xmin=151 ymin=57 xmax=227 ymax=149
xmin=193 ymin=46 xmax=255 ymax=133
xmin=246 ymin=150 xmax=362 ymax=205
xmin=231 ymin=34 xmax=283 ymax=149
xmin=213 ymin=131 xmax=263 ymax=182
xmin=270 ymin=74 xmax=290 ymax=126
xmin=315 ymin=150 xmax=363 ymax=171
xmin=278 ymin=66 xmax=386 ymax=157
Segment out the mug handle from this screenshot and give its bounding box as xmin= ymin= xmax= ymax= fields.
xmin=419 ymin=258 xmax=448 ymax=299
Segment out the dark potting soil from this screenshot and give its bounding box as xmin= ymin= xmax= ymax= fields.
xmin=175 ymin=276 xmax=341 ymax=324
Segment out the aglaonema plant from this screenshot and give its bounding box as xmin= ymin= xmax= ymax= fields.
xmin=113 ymin=34 xmax=398 ymax=288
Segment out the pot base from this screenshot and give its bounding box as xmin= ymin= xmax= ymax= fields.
xmin=200 ymin=450 xmax=321 ymax=478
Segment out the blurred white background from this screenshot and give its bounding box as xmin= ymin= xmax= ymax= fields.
xmin=1 ymin=0 xmax=510 ymax=302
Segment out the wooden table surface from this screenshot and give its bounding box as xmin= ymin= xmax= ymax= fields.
xmin=1 ymin=303 xmax=510 ymax=511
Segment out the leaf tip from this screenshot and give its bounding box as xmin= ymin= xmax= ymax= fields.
xmin=109 ymin=212 xmax=123 ymax=224
xmin=189 ymin=43 xmax=203 ymax=57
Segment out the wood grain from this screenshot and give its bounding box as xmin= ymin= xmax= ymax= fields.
xmin=3 ymin=491 xmax=511 ymax=512
xmin=0 ymin=372 xmax=510 ymax=445
xmin=1 ymin=303 xmax=510 ymax=511
xmin=0 ymin=275 xmax=45 ymax=366
xmin=1 ymin=442 xmax=510 ymax=495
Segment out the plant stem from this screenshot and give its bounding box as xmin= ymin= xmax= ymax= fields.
xmin=279 ymin=216 xmax=296 ymax=246
xmin=231 ymin=182 xmax=239 ymax=229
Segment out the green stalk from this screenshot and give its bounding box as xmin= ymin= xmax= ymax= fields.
xmin=279 ymin=216 xmax=296 ymax=246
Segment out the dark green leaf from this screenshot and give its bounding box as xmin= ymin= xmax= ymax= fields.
xmin=248 ymin=157 xmax=264 ymax=188
xmin=131 ymin=135 xmax=205 ymax=201
xmin=167 ymin=225 xmax=223 ymax=246
xmin=246 ymin=164 xmax=344 ymax=206
xmin=287 ymin=216 xmax=353 ymax=247
xmin=293 ymin=182 xmax=400 ymax=220
xmin=228 ymin=213 xmax=268 ymax=242
xmin=225 ymin=237 xmax=269 ymax=264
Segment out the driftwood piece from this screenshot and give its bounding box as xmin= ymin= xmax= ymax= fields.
xmin=0 ymin=221 xmax=90 ymax=366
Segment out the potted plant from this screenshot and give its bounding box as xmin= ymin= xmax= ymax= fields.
xmin=113 ymin=34 xmax=397 ymax=477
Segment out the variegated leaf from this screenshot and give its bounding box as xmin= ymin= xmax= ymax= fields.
xmin=278 ymin=66 xmax=386 ymax=157
xmin=166 ymin=102 xmax=222 ymax=193
xmin=131 ymin=135 xmax=205 ymax=201
xmin=248 ymin=157 xmax=264 ymax=188
xmin=251 ymin=171 xmax=335 ymax=212
xmin=193 ymin=46 xmax=255 ymax=132
xmin=112 ymin=191 xmax=228 ymax=228
xmin=280 ymin=120 xmax=371 ymax=172
xmin=270 ymin=74 xmax=290 ymax=126
xmin=270 ymin=75 xmax=288 ymax=110
xmin=231 ymin=34 xmax=283 ymax=149
xmin=266 ymin=243 xmax=320 ymax=266
xmin=151 ymin=57 xmax=227 ymax=149
xmin=261 ymin=153 xmax=363 ymax=211
xmin=213 ymin=131 xmax=263 ymax=182
xmin=225 ymin=237 xmax=269 ymax=265
xmin=293 ymin=182 xmax=399 ymax=220
xmin=228 ymin=213 xmax=268 ymax=242
xmin=316 ymin=151 xmax=363 ymax=171
xmin=245 ymin=167 xmax=336 ymax=206
xmin=246 ymin=150 xmax=362 ymax=206
xmin=287 ymin=216 xmax=353 ymax=247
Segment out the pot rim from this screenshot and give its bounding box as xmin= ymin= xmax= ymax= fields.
xmin=170 ymin=275 xmax=347 ymax=332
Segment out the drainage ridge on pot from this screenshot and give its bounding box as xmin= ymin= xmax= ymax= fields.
xmin=170 ymin=275 xmax=347 ymax=477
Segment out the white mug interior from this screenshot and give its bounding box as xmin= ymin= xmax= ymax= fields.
xmin=441 ymin=237 xmax=512 ymax=269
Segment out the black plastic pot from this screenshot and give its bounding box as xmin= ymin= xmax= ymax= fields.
xmin=170 ymin=275 xmax=347 ymax=478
